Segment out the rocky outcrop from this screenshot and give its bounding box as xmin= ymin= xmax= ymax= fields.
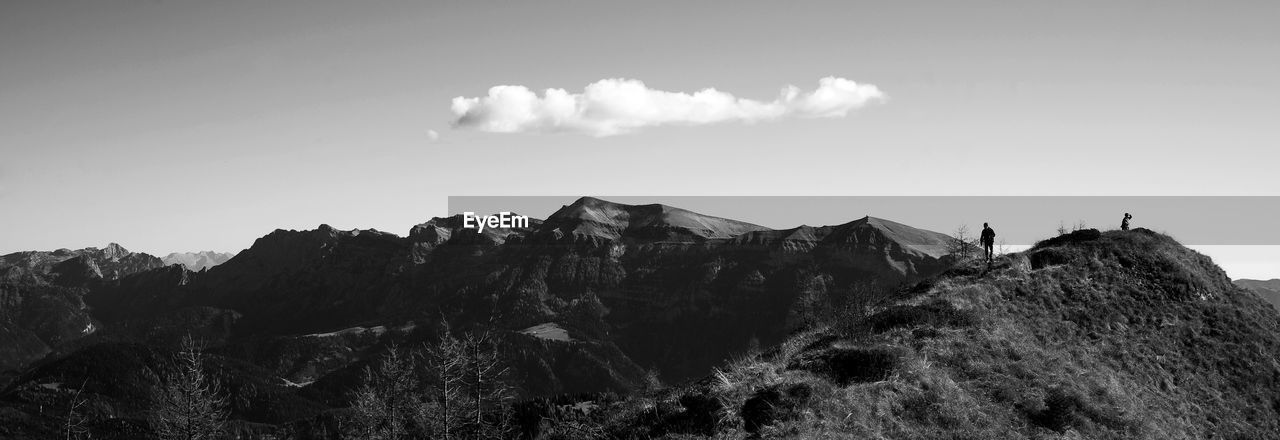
xmin=408 ymin=214 xmax=540 ymax=263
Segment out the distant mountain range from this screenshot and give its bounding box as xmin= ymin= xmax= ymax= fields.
xmin=0 ymin=245 xmax=233 ymax=371
xmin=84 ymin=197 xmax=956 ymax=391
xmin=0 ymin=197 xmax=956 ymax=397
xmin=161 ymin=251 xmax=237 ymax=271
xmin=0 ymin=243 xmax=164 ymax=371
xmin=1236 ymin=278 xmax=1280 ymax=309
xmin=0 ymin=243 xmax=164 ymax=286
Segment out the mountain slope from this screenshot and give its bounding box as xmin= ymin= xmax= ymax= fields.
xmin=0 ymin=243 xmax=164 ymax=285
xmin=539 ymin=197 xmax=768 ymax=243
xmin=8 ymin=204 xmax=1276 ymax=438
xmin=0 ymin=198 xmax=969 ymax=438
xmin=1236 ymin=278 xmax=1280 ymax=310
xmin=586 ymin=229 xmax=1280 ymax=439
xmin=0 ymin=244 xmax=163 ymax=372
xmin=76 ymin=198 xmax=957 ymax=391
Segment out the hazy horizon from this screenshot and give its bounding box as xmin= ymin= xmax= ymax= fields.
xmin=6 ymin=194 xmax=1279 ymax=281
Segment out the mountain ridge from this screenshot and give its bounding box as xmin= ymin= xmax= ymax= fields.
xmin=15 ymin=198 xmax=958 ymax=396
xmin=0 ymin=243 xmax=164 ymax=285
xmin=1236 ymin=278 xmax=1280 ymax=310
xmin=590 ymin=229 xmax=1280 ymax=438
xmin=14 ymin=200 xmax=1271 ymax=438
xmin=538 ymin=196 xmax=770 ymax=243
xmin=161 ymin=251 xmax=237 ymax=271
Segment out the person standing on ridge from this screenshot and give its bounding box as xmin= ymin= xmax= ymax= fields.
xmin=980 ymin=222 xmax=996 ymax=263
xmin=1121 ymin=213 xmax=1132 ymax=231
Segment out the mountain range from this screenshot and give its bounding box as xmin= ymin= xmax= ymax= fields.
xmin=76 ymin=197 xmax=958 ymax=391
xmin=161 ymin=251 xmax=237 ymax=271
xmin=1236 ymin=278 xmax=1280 ymax=310
xmin=1 ymin=198 xmax=1277 ymax=438
xmin=0 ymin=243 xmax=165 ymax=372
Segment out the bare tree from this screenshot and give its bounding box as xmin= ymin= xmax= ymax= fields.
xmin=150 ymin=335 xmax=227 ymax=440
xmin=419 ymin=328 xmax=514 ymax=439
xmin=346 ymin=327 xmax=516 ymax=440
xmin=1058 ymin=219 xmax=1091 ymax=234
xmin=351 ymin=345 xmax=421 ymax=440
xmin=421 ymin=332 xmax=467 ymax=439
xmin=463 ymin=331 xmax=513 ymax=439
xmin=639 ymin=368 xmax=665 ymax=394
xmin=947 ymin=225 xmax=979 ymax=261
xmin=832 ymin=279 xmax=892 ymax=337
xmin=63 ymin=379 xmax=90 ymax=440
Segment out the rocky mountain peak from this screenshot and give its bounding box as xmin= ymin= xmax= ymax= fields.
xmin=101 ymin=242 xmax=130 ymax=261
xmin=543 ymin=196 xmax=768 ymax=242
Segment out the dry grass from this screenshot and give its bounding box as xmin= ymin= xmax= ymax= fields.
xmin=600 ymin=229 xmax=1280 ymax=439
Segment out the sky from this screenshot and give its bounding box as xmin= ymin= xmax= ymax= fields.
xmin=1 ymin=1 xmax=1278 ymax=276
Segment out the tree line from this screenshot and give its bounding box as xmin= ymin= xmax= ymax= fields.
xmin=129 ymin=328 xmax=513 ymax=440
xmin=350 ymin=329 xmax=514 ymax=439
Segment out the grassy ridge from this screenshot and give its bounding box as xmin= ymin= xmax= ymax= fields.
xmin=581 ymin=228 xmax=1280 ymax=439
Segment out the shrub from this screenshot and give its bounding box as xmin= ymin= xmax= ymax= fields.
xmin=789 ymin=347 xmax=899 ymax=386
xmin=647 ymin=392 xmax=722 ymax=437
xmin=741 ymin=383 xmax=813 ymax=434
xmin=1033 ymin=228 xmax=1102 ymax=249
xmin=866 ymin=299 xmax=975 ymax=333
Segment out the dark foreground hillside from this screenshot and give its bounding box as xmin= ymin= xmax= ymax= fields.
xmin=570 ymin=229 xmax=1280 ymax=439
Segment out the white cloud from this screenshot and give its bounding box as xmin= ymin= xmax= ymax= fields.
xmin=450 ymin=77 xmax=886 ymax=137
xmin=426 ymin=129 xmax=440 ymax=142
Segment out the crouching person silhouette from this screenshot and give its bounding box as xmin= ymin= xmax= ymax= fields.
xmin=1121 ymin=213 xmax=1132 ymax=231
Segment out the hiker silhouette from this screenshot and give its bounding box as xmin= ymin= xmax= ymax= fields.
xmin=1121 ymin=213 xmax=1132 ymax=231
xmin=980 ymin=223 xmax=996 ymax=263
